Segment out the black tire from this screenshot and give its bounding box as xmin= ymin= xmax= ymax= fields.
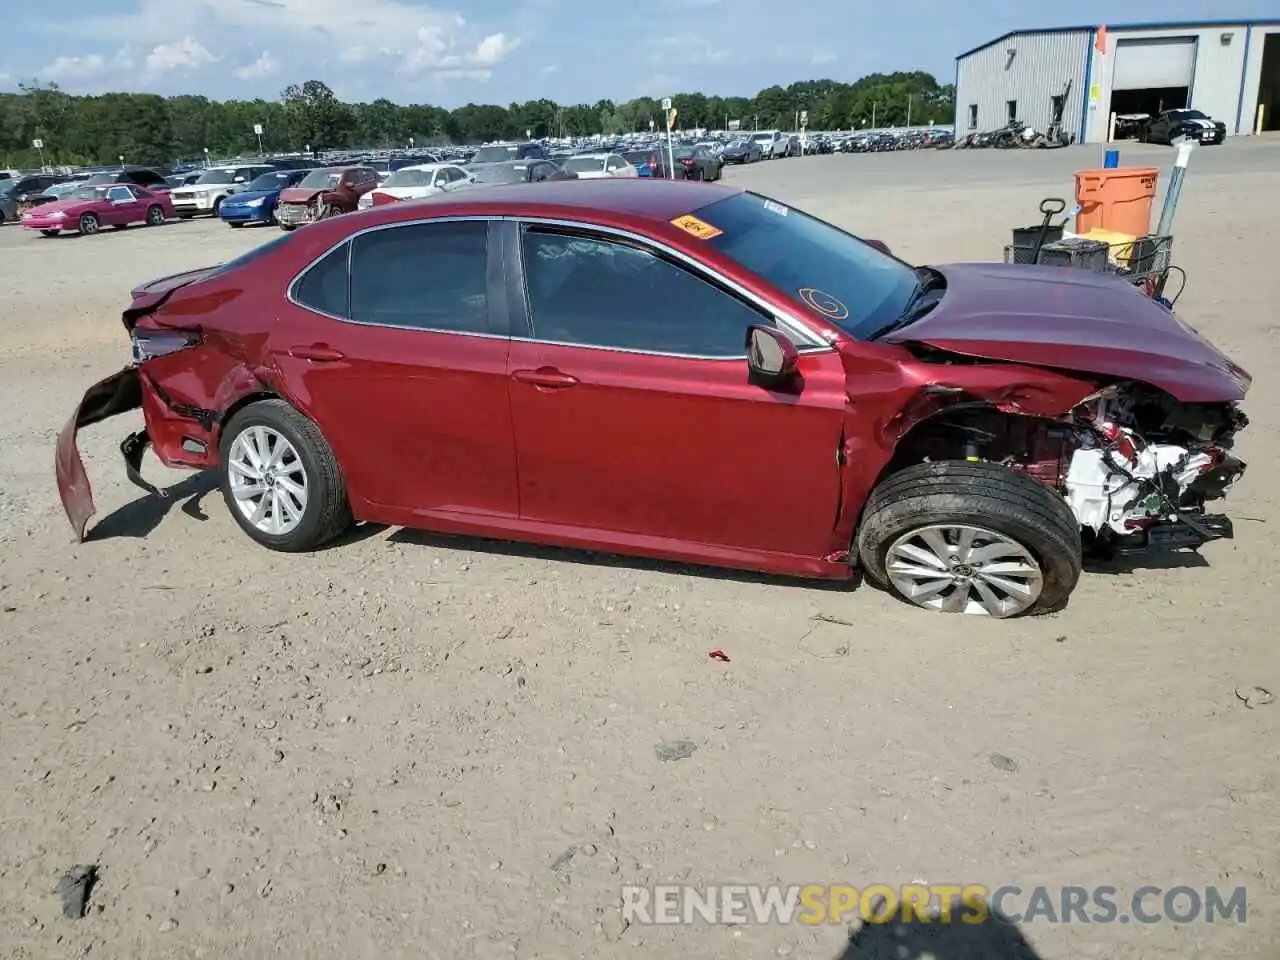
xmin=229 ymin=221 xmax=244 ymax=228
xmin=856 ymin=461 xmax=1082 ymax=617
xmin=78 ymin=212 xmax=100 ymax=235
xmin=40 ymin=229 xmax=60 ymax=237
xmin=146 ymin=205 xmax=165 ymax=226
xmin=279 ymin=223 xmax=296 ymax=231
xmin=211 ymin=197 xmax=223 ymax=216
xmin=218 ymin=399 xmax=353 ymax=552
xmin=323 ymin=204 xmax=342 ymax=219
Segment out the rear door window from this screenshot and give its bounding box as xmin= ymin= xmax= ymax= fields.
xmin=348 ymin=221 xmax=490 ymax=333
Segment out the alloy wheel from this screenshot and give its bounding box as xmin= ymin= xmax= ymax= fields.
xmin=79 ymin=213 xmax=99 ymax=235
xmin=226 ymin=425 xmax=309 ymax=536
xmin=885 ymin=523 xmax=1044 ymax=617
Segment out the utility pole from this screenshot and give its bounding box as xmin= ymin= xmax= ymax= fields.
xmin=907 ymin=95 xmax=913 ymax=128
xmin=871 ymin=102 xmax=878 ymax=129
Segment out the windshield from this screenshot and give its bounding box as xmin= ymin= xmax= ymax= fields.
xmin=384 ymin=169 xmax=436 ymax=187
xmin=298 ymin=169 xmax=341 ymax=189
xmin=81 ymin=173 xmax=116 ymax=186
xmin=468 ymin=163 xmax=525 ymax=184
xmin=247 ymin=171 xmax=293 ymax=191
xmin=1174 ymin=109 xmax=1208 ymax=120
xmin=472 ymin=144 xmax=520 ymax=163
xmin=195 ymin=169 xmax=237 ymax=185
xmin=562 ymin=157 xmax=606 ymax=173
xmin=71 ymin=187 xmax=111 ymax=201
xmin=691 ymin=192 xmax=917 ymax=340
xmin=751 ymin=133 xmax=773 ymax=141
xmin=675 ymin=146 xmax=696 ymax=158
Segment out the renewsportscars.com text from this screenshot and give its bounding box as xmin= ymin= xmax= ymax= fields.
xmin=621 ymin=883 xmax=1247 ymax=926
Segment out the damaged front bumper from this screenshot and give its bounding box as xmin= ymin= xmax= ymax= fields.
xmin=54 ymin=367 xmax=163 ymax=542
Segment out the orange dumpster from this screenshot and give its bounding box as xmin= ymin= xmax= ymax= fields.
xmin=1073 ymin=167 xmax=1158 ymax=238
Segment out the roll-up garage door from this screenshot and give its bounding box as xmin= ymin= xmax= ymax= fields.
xmin=1113 ymin=37 xmax=1197 ymax=90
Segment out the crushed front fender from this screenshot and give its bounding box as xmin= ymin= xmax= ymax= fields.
xmin=55 ymin=367 xmax=143 ymax=541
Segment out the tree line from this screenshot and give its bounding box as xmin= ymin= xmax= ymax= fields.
xmin=0 ymin=72 xmax=955 ymax=168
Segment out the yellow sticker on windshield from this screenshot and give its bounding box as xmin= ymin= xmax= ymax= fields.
xmin=670 ymin=214 xmax=723 ymax=240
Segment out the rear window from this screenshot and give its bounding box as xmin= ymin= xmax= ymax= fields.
xmin=562 ymin=157 xmax=606 ymax=174
xmin=208 ymin=231 xmax=298 ymax=278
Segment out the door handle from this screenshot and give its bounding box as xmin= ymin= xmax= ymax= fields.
xmin=290 ymin=343 xmax=346 ymax=362
xmin=512 ymin=367 xmax=578 ymax=388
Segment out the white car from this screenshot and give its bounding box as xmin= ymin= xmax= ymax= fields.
xmin=169 ymin=164 xmax=275 ymax=217
xmin=356 ymin=163 xmax=476 ymax=210
xmin=751 ymin=130 xmax=785 ymax=159
xmin=559 ymin=153 xmax=638 ymax=179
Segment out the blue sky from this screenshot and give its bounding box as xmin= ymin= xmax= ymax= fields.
xmin=4 ymin=0 xmax=1278 ymax=106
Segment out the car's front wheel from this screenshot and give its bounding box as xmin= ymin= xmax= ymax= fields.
xmin=856 ymin=461 xmax=1082 ymax=617
xmin=219 ymin=400 xmax=353 ymax=552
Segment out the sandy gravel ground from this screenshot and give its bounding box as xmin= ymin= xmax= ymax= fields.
xmin=0 ymin=140 xmax=1277 ymax=960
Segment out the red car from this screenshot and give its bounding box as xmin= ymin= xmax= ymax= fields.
xmin=55 ymin=180 xmax=1250 ymax=618
xmin=23 ymin=183 xmax=172 ymax=236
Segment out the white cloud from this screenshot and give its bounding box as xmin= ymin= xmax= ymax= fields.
xmin=39 ymin=53 xmax=108 ymax=81
xmin=60 ymin=0 xmax=520 ymax=80
xmin=144 ymin=37 xmax=217 ymax=75
xmin=811 ymin=51 xmax=837 ymax=65
xmin=469 ymin=33 xmax=519 ymax=66
xmin=235 ymin=50 xmax=280 ymax=79
xmin=650 ymin=35 xmax=730 ymax=66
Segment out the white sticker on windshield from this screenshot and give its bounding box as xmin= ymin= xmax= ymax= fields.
xmin=763 ymin=199 xmax=789 ymax=216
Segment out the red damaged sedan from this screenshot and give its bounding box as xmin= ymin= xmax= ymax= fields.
xmin=55 ymin=180 xmax=1250 ymax=617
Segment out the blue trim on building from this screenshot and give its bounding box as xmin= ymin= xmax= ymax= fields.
xmin=1235 ymin=25 xmax=1253 ymax=133
xmin=1080 ymin=30 xmax=1096 ymax=144
xmin=953 ymin=52 xmax=960 ymax=130
xmin=956 ymin=19 xmax=1280 ymax=61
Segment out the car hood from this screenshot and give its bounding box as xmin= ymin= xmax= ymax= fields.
xmin=376 ymin=185 xmax=438 ymax=199
xmin=278 ymin=187 xmax=327 ymax=203
xmin=881 ymin=262 xmax=1251 ymax=403
xmin=223 ymin=189 xmax=277 ymax=204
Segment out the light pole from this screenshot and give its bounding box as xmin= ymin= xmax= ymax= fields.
xmin=118 ymin=154 xmax=125 ymax=168
xmin=203 ymin=147 xmax=210 ymax=167
xmin=408 ymin=137 xmax=415 ymax=150
xmin=254 ymin=123 xmax=264 ymax=155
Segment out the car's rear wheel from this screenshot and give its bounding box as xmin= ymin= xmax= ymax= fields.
xmin=145 ymin=205 xmax=165 ymax=226
xmin=78 ymin=213 xmax=100 ymax=235
xmin=856 ymin=461 xmax=1082 ymax=617
xmin=219 ymin=400 xmax=353 ymax=552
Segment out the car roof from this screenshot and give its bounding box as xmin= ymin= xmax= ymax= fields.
xmin=569 ymin=153 xmax=613 ymax=160
xmin=388 ymin=179 xmax=745 ymax=224
xmin=396 ymin=162 xmax=454 ymax=172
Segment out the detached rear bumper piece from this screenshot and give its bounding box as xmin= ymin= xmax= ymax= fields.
xmin=55 ymin=367 xmax=143 ymax=541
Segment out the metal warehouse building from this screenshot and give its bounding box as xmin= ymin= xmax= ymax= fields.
xmin=955 ymin=20 xmax=1280 ymax=143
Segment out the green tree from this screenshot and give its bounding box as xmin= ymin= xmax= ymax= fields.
xmin=281 ymin=80 xmax=354 ymax=152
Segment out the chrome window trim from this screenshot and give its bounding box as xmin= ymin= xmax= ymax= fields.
xmin=285 ymin=213 xmax=837 ymax=359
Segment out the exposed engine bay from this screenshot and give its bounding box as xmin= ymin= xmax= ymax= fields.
xmin=897 ymin=382 xmax=1248 ymax=553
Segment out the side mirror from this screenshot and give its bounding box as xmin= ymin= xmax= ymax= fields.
xmin=746 ymin=325 xmax=799 ymax=388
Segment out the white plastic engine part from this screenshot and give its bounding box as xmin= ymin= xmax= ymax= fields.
xmin=1064 ymin=429 xmax=1218 ymax=534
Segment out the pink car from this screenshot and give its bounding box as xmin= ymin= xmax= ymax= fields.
xmin=22 ymin=183 xmax=173 ymax=237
